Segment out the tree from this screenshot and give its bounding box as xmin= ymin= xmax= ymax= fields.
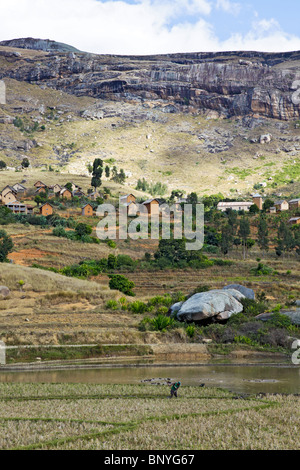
xmin=0 ymin=230 xmax=14 ymax=262
xmin=275 ymin=221 xmax=294 ymax=257
xmin=65 ymin=182 xmax=73 ymax=191
xmin=118 ymin=169 xmax=126 ymax=184
xmin=75 ymin=223 xmax=93 ymax=237
xmin=91 ymin=158 xmax=103 ymax=190
xmin=21 ymin=157 xmax=30 ymax=168
xmin=257 ymin=213 xmax=269 ymax=255
xmin=108 ymin=274 xmax=135 ymax=296
xmin=249 ymin=204 xmax=260 ymax=214
xmin=263 ymin=198 xmax=275 ymax=212
xmin=136 ymin=178 xmax=148 ymax=192
xmin=154 ymin=239 xmax=206 ymax=266
xmin=34 ymin=194 xmax=47 ymax=206
xmin=111 ymin=166 xmax=118 ymax=179
xmin=111 ymin=167 xmax=126 ymax=184
xmin=238 ymin=216 xmax=250 ymax=260
xmin=169 ymin=189 xmax=184 ymax=203
xmin=0 ymin=160 xmax=7 ymax=170
xmin=226 ymin=209 xmax=238 ymax=238
xmin=105 ymin=165 xmax=110 ymax=178
xmin=187 ymin=192 xmax=198 ymax=205
xmin=294 ymin=226 xmax=300 ymax=255
xmin=154 ymin=239 xmax=188 ymax=265
xmin=283 ymin=225 xmax=295 ymax=257
xmin=220 ymin=223 xmax=232 ymax=256
xmin=202 ymin=194 xmax=224 ymax=209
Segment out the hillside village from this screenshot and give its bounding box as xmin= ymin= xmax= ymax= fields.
xmin=1 ymin=175 xmax=299 ymax=227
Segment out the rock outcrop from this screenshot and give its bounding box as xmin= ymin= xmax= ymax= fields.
xmin=0 ymin=286 xmax=10 ymax=298
xmin=223 ymin=284 xmax=255 ymax=300
xmin=256 ymin=309 xmax=300 ymax=326
xmin=0 ymin=44 xmax=300 ymax=120
xmin=176 ymin=289 xmax=245 ymax=323
xmin=0 ymin=37 xmax=81 ymax=53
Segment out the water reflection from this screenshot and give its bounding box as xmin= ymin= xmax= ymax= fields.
xmin=0 ymin=364 xmax=299 ymax=394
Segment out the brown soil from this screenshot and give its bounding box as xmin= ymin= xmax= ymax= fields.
xmin=8 ymin=248 xmax=55 ymax=266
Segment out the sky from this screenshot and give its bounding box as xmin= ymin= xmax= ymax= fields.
xmin=0 ymin=0 xmax=300 ymax=55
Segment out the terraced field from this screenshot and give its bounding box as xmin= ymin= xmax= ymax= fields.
xmin=0 ymin=383 xmax=298 ymax=450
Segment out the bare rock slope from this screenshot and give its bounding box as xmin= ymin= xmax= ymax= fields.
xmin=0 ymin=41 xmax=300 ymax=121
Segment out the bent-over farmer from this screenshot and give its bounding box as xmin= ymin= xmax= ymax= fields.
xmin=170 ymin=381 xmax=181 ymax=398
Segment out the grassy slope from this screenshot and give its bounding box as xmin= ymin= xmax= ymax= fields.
xmin=0 ymin=78 xmax=299 ymax=198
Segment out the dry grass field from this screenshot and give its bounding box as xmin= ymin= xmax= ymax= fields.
xmin=0 ymin=383 xmax=298 ymax=450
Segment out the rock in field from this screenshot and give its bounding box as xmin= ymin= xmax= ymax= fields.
xmin=223 ymin=284 xmax=255 ymax=300
xmin=176 ymin=289 xmax=244 ymax=323
xmin=256 ymin=309 xmax=300 ymax=326
xmin=168 ymin=301 xmax=183 ymax=317
xmin=0 ymin=286 xmax=10 ymax=298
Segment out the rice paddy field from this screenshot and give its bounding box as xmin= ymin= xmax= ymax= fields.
xmin=0 ymin=383 xmax=299 ymax=450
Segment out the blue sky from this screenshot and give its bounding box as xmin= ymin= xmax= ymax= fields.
xmin=1 ymin=0 xmax=300 ymax=54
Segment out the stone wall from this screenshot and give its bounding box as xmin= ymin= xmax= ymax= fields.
xmin=0 ymin=81 xmax=6 ymax=105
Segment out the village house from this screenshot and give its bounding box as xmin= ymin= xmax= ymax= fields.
xmin=120 ymin=194 xmax=136 ymax=204
xmin=12 ymin=183 xmax=27 ymax=194
xmin=288 ymin=217 xmax=300 ymax=225
xmin=6 ymin=202 xmax=34 ymax=215
xmin=252 ymin=194 xmax=263 ymax=210
xmin=81 ymin=203 xmax=94 ymax=217
xmin=217 ymin=201 xmax=254 ymax=212
xmin=1 ymin=187 xmax=18 ymax=205
xmin=49 ymin=184 xmax=62 ymax=194
xmin=142 ymin=198 xmax=160 ymax=216
xmin=65 ymin=182 xmax=82 ymax=192
xmin=1 ymin=185 xmax=17 ymax=199
xmin=123 ymin=201 xmax=138 ymax=217
xmin=34 ymin=181 xmax=48 ymax=189
xmin=72 ymin=189 xmax=86 ymax=198
xmin=39 ymin=203 xmax=54 ymax=216
xmin=35 ymin=186 xmax=47 ymax=195
xmin=288 ymin=199 xmax=300 ymax=211
xmin=217 ymin=195 xmax=264 ymax=213
xmin=274 ymin=200 xmax=289 ymax=212
xmin=269 ymin=207 xmax=277 ymax=214
xmin=89 ymin=191 xmax=104 ymax=201
xmin=60 ymin=188 xmax=73 ymax=199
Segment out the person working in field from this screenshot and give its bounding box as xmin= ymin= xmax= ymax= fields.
xmin=169 ymin=381 xmax=181 ymax=398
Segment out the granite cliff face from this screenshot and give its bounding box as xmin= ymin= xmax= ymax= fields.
xmin=0 ymin=43 xmax=300 ymax=121
xmin=0 ymin=38 xmax=81 ymax=53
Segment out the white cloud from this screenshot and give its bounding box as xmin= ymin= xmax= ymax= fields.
xmin=221 ymin=18 xmax=300 ymax=52
xmin=215 ymin=0 xmax=241 ymax=16
xmin=0 ymin=0 xmax=299 ymax=54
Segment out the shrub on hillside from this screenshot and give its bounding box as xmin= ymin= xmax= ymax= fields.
xmin=108 ymin=274 xmax=135 ymax=296
xmin=240 ymin=298 xmax=267 ymax=316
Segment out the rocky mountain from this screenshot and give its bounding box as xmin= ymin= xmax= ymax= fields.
xmin=0 ymin=40 xmax=299 ymax=196
xmin=0 ymin=42 xmax=300 ymax=120
xmin=0 ymin=38 xmax=81 ymax=53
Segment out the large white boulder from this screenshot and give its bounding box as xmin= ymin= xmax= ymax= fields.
xmin=176 ymin=289 xmax=244 ymax=323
